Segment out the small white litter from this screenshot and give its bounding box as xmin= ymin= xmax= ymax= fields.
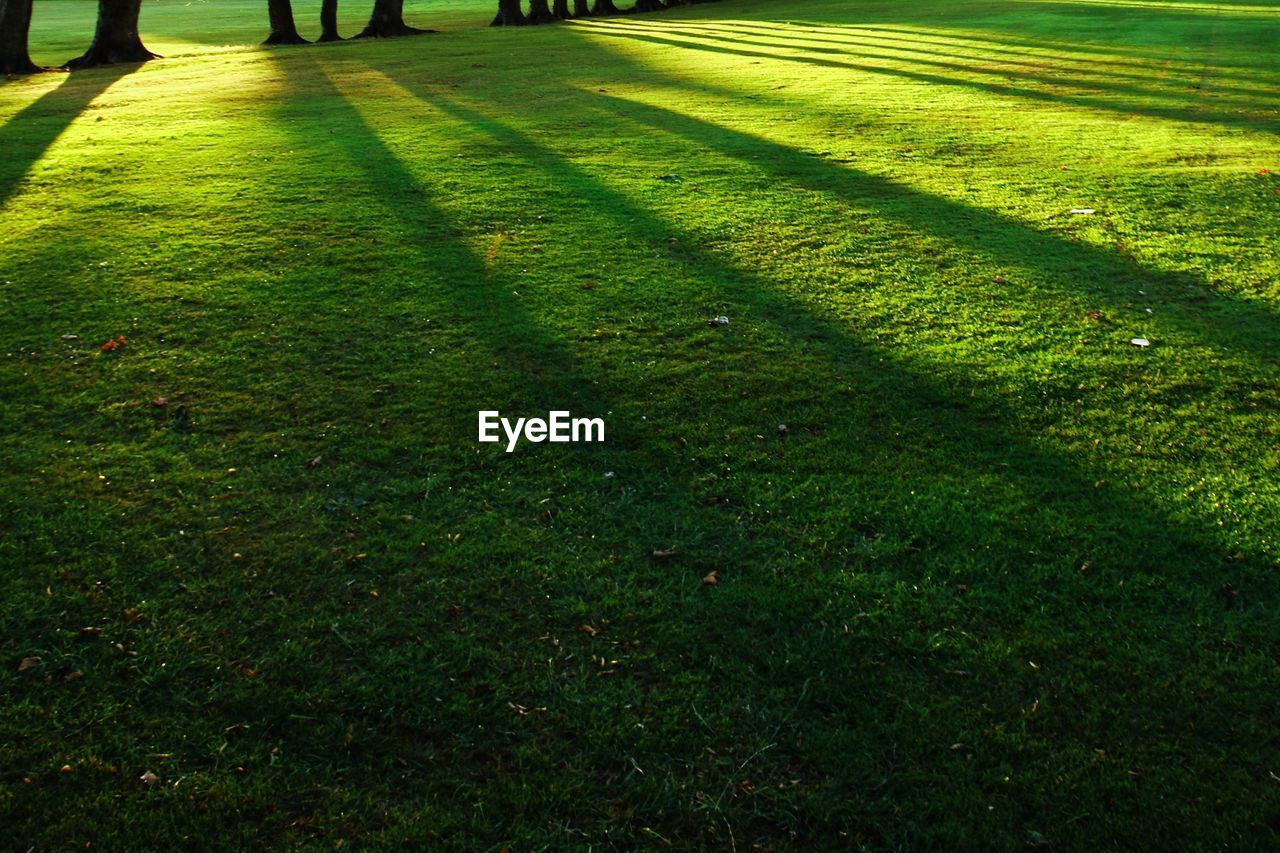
xmin=1130 ymin=337 xmax=1151 ymax=348
xmin=708 ymin=315 xmax=730 ymax=327
xmin=1070 ymin=208 xmax=1096 ymax=215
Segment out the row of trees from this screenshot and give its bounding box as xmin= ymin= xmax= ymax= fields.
xmin=2 ymin=0 xmax=155 ymax=74
xmin=0 ymin=0 xmax=421 ymax=75
xmin=1 ymin=0 xmax=704 ymax=77
xmin=492 ymin=0 xmax=701 ymax=26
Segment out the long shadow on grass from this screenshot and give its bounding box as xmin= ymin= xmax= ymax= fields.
xmin=578 ymin=21 xmax=1280 ymax=135
xmin=703 ymin=20 xmax=1280 ymax=85
xmin=0 ymin=67 xmax=133 ymax=208
xmin=332 ymin=55 xmax=1278 ymax=842
xmin=111 ymin=46 xmax=1276 ymax=847
xmin=356 ymin=61 xmax=1278 ymax=566
xmin=654 ymin=19 xmax=1277 ymax=99
xmin=557 ymin=81 xmax=1280 ymax=372
xmin=786 ymin=14 xmax=1280 ymax=66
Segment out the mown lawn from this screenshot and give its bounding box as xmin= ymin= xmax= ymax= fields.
xmin=2 ymin=0 xmax=1279 ymax=847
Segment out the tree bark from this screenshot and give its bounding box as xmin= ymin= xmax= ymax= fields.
xmin=318 ymin=0 xmax=343 ymax=41
xmin=551 ymin=0 xmax=570 ymax=18
xmin=527 ymin=0 xmax=555 ymax=24
xmin=355 ymin=0 xmax=425 ymax=37
xmin=591 ymin=0 xmax=621 ymax=15
xmin=65 ymin=0 xmax=157 ymax=69
xmin=572 ymin=0 xmax=590 ymax=15
xmin=490 ymin=0 xmax=526 ymax=26
xmin=264 ymin=0 xmax=308 ymax=45
xmin=0 ymin=0 xmax=41 ymax=75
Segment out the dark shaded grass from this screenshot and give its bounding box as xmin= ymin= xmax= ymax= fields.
xmin=2 ymin=0 xmax=1279 ymax=848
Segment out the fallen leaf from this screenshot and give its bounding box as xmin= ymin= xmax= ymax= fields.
xmin=139 ymin=770 xmax=159 ymax=785
xmin=703 ymin=571 xmax=718 ymax=585
xmin=651 ymin=549 xmax=678 ymax=559
xmin=17 ymin=656 xmax=40 ymax=673
xmin=579 ymin=623 xmax=602 ymax=637
xmin=78 ymin=626 xmax=101 ymax=640
xmin=151 ymin=397 xmax=168 ymax=408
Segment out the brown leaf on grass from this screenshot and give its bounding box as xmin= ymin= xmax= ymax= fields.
xmin=151 ymin=397 xmax=169 ymax=408
xmin=703 ymin=571 xmax=719 ymax=586
xmin=139 ymin=770 xmax=159 ymax=785
xmin=306 ymin=456 xmax=322 ymax=469
xmin=580 ymin=280 xmax=598 ymax=290
xmin=78 ymin=626 xmax=101 ymax=640
xmin=651 ymin=549 xmax=678 ymax=560
xmin=17 ymin=656 xmax=40 ymax=673
xmin=992 ymin=275 xmax=1008 ymax=284
xmin=579 ymin=623 xmax=602 ymax=637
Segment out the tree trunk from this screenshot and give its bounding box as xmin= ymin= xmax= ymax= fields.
xmin=632 ymin=0 xmax=664 ymax=10
xmin=591 ymin=0 xmax=621 ymax=15
xmin=65 ymin=0 xmax=157 ymax=69
xmin=527 ymin=0 xmax=555 ymax=23
xmin=356 ymin=0 xmax=425 ymax=37
xmin=0 ymin=0 xmax=41 ymax=75
xmin=490 ymin=0 xmax=526 ymax=26
xmin=572 ymin=0 xmax=590 ymax=15
xmin=551 ymin=0 xmax=570 ymax=18
xmin=264 ymin=0 xmax=308 ymax=45
xmin=318 ymin=0 xmax=343 ymax=41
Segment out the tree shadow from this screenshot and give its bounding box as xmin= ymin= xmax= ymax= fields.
xmin=576 ymin=19 xmax=1280 ymax=135
xmin=350 ymin=57 xmax=1278 ymax=551
xmin=543 ymin=70 xmax=1280 ymax=373
xmin=299 ymin=50 xmax=1278 ymax=843
xmin=654 ymin=18 xmax=1278 ymax=96
xmin=762 ymin=8 xmax=1280 ymax=64
xmin=0 ymin=66 xmax=133 ymax=209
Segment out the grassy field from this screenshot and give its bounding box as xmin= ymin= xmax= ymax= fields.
xmin=3 ymin=0 xmax=1280 ymax=847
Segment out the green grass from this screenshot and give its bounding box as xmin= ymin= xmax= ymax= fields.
xmin=3 ymin=0 xmax=1280 ymax=847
